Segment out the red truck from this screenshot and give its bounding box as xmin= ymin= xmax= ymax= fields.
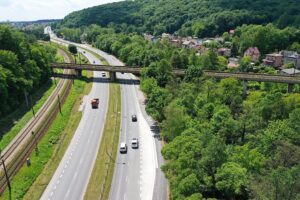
xmin=91 ymin=98 xmax=99 ymax=109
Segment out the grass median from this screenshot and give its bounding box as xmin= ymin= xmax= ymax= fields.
xmin=84 ymin=82 xmax=121 ymax=200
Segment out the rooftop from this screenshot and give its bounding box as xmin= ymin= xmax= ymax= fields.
xmin=281 ymin=68 xmax=300 ymax=75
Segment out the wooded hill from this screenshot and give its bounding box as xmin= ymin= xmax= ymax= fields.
xmin=56 ymin=0 xmax=300 ymax=37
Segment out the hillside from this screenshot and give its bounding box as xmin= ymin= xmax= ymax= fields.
xmin=57 ymin=0 xmax=300 ymax=37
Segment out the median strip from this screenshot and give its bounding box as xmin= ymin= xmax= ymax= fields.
xmin=84 ymin=81 xmax=121 ymax=200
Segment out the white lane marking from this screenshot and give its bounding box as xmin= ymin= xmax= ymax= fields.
xmin=79 ymin=157 xmax=84 ymax=165
xmin=65 ymin=189 xmax=70 ymax=198
xmin=73 ymin=171 xmax=78 ymax=180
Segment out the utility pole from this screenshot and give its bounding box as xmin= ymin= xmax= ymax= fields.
xmin=30 ymin=95 xmax=35 ymax=117
xmin=31 ymin=131 xmax=38 ymax=155
xmin=57 ymin=94 xmax=62 ymax=114
xmin=0 ymin=151 xmax=11 ymax=199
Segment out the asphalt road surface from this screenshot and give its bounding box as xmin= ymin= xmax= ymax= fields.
xmin=41 ymin=42 xmax=109 ymax=200
xmin=44 ymin=27 xmax=167 ymax=200
xmin=77 ymin=43 xmax=168 ymax=200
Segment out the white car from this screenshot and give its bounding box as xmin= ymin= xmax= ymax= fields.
xmin=131 ymin=138 xmax=139 ymax=149
xmin=120 ymin=142 xmax=127 ymax=153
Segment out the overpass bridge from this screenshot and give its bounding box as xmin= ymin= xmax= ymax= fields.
xmin=51 ymin=63 xmax=300 ymax=93
xmin=50 ymin=63 xmax=185 ymax=80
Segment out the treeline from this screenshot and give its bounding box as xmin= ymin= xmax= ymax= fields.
xmin=232 ymin=24 xmax=300 ymax=56
xmin=0 ymin=25 xmax=56 ymax=117
xmin=62 ymin=24 xmax=300 ymax=199
xmin=55 ymin=0 xmax=300 ymax=37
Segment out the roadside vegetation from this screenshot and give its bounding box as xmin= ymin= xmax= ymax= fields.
xmin=52 ymin=6 xmax=300 ymax=197
xmin=0 ymin=25 xmax=56 ymax=119
xmin=0 ymin=47 xmax=92 ymax=200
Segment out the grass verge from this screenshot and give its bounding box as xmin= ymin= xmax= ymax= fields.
xmin=84 ymin=82 xmax=121 ymax=200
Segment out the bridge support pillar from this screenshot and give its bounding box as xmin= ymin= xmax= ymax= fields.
xmin=243 ymin=80 xmax=248 ymax=97
xmin=109 ymin=72 xmax=116 ymax=82
xmin=76 ymin=69 xmax=82 ymax=77
xmin=288 ymin=83 xmax=294 ymax=93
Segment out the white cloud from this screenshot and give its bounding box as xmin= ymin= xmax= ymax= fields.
xmin=0 ymin=0 xmax=123 ymax=21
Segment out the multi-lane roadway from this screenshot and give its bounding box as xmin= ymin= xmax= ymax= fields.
xmin=41 ymin=44 xmax=109 ymax=200
xmin=43 ymin=27 xmax=167 ymax=200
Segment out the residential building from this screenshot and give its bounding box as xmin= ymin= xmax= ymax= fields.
xmin=170 ymin=39 xmax=182 ymax=48
xmin=280 ymin=68 xmax=300 ymax=76
xmin=244 ymin=47 xmax=261 ymax=62
xmin=218 ymin=48 xmax=231 ymax=57
xmin=281 ymin=51 xmax=300 ymax=69
xmin=144 ymin=33 xmax=157 ymax=43
xmin=228 ymin=57 xmax=240 ymax=69
xmin=263 ymin=53 xmax=283 ymax=68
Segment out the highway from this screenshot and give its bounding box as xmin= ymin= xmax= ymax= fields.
xmin=45 ymin=27 xmax=167 ymax=200
xmin=41 ymin=39 xmax=109 ymax=200
xmin=81 ymin=45 xmax=168 ymax=200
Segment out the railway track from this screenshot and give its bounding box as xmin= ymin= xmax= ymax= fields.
xmin=0 ymin=48 xmax=74 ymax=194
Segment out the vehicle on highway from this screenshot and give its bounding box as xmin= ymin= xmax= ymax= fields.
xmin=120 ymin=142 xmax=127 ymax=153
xmin=131 ymin=114 xmax=137 ymax=122
xmin=83 ymin=51 xmax=86 ymax=54
xmin=102 ymin=72 xmax=106 ymax=77
xmin=131 ymin=138 xmax=139 ymax=149
xmin=91 ymin=98 xmax=99 ymax=109
xmin=93 ymin=61 xmax=95 ymax=64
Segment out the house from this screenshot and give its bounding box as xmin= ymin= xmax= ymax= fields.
xmin=182 ymin=40 xmax=196 ymax=49
xmin=170 ymin=39 xmax=182 ymax=48
xmin=281 ymin=51 xmax=300 ymax=69
xmin=144 ymin=33 xmax=157 ymax=43
xmin=280 ymin=68 xmax=300 ymax=76
xmin=263 ymin=53 xmax=283 ymax=68
xmin=229 ymin=29 xmax=235 ymax=36
xmin=162 ymin=33 xmax=173 ymax=41
xmin=218 ymin=48 xmax=231 ymax=57
xmin=244 ymin=47 xmax=261 ymax=62
xmin=228 ymin=57 xmax=240 ymax=69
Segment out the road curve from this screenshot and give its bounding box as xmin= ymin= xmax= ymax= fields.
xmin=41 ymin=40 xmax=109 ymax=200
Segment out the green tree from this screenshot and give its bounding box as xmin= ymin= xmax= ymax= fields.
xmin=161 ymin=101 xmax=188 ymax=141
xmin=216 ymin=162 xmax=248 ymax=198
xmin=68 ymin=44 xmax=78 ymax=55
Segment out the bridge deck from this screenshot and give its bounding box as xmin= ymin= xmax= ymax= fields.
xmin=205 ymin=71 xmax=300 ymax=84
xmin=51 ymin=63 xmax=300 ymax=84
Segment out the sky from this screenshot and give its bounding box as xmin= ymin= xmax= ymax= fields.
xmin=0 ymin=0 xmax=123 ymax=21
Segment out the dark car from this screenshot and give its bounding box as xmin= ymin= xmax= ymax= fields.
xmin=131 ymin=114 xmax=137 ymax=122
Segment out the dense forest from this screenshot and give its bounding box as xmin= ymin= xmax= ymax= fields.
xmin=65 ymin=24 xmax=299 ymax=199
xmin=0 ymin=25 xmax=56 ymax=117
xmin=56 ymin=0 xmax=300 ymax=37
